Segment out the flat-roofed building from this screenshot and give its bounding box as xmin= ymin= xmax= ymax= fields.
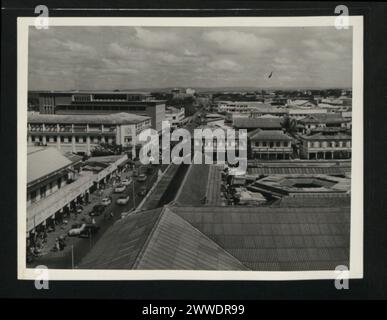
xmin=249 ymin=129 xmax=293 ymax=160
xmin=299 ymin=132 xmax=352 ymax=160
xmin=29 ymin=91 xmax=165 ymax=131
xmin=165 ymin=107 xmax=187 ymax=128
xmin=27 ymin=112 xmax=152 ymax=156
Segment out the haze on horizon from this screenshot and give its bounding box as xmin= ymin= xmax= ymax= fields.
xmin=28 ymin=26 xmax=353 ymax=91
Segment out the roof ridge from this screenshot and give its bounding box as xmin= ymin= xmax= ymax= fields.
xmin=131 ymin=206 xmax=168 ymax=269
xmin=167 ymin=207 xmax=250 ymax=270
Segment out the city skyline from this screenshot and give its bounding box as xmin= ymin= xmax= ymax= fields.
xmin=28 ymin=26 xmax=353 ymax=91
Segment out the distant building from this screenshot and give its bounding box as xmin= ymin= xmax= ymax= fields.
xmin=288 ymin=108 xmax=327 ymax=120
xmin=248 ymin=129 xmax=293 ymax=160
xmin=298 ymin=113 xmax=351 ymax=134
xmin=233 ymin=117 xmax=282 ymax=131
xmin=29 ymin=91 xmax=165 ymax=131
xmin=165 ymin=107 xmax=187 ymax=128
xmin=286 ymin=99 xmax=317 ymax=108
xmin=298 ymin=133 xmax=352 ymax=160
xmin=27 ymin=112 xmax=152 ymax=156
xmin=185 ymin=88 xmax=196 ymax=96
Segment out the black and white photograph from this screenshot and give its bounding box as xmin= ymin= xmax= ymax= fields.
xmin=17 ymin=16 xmax=363 ymax=280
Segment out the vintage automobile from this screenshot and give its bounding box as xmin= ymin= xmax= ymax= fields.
xmin=116 ymin=195 xmax=130 ymax=205
xmin=101 ymin=197 xmax=112 ymax=206
xmin=137 ymin=174 xmax=147 ymax=182
xmin=114 ymin=184 xmax=126 ymax=193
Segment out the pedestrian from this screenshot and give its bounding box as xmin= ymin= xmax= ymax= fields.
xmin=109 ymin=211 xmax=114 ymax=219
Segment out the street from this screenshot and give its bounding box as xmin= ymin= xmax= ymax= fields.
xmin=27 ymin=164 xmax=162 ymax=269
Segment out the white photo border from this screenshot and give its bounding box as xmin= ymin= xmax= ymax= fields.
xmin=17 ymin=16 xmax=363 ymax=281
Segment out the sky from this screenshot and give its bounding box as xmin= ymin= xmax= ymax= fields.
xmin=28 ymin=26 xmax=353 ymax=90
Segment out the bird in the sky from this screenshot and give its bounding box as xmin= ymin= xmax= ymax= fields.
xmin=268 ymin=71 xmax=273 ymax=79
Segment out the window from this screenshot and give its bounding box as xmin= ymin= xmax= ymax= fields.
xmin=263 ymin=142 xmax=267 ymax=147
xmin=40 ymin=186 xmax=46 ymax=199
xmin=269 ymin=142 xmax=274 ymax=148
xmin=30 ymin=191 xmax=37 ymax=203
xmin=276 ymin=142 xmax=281 ymax=147
xmin=57 ymin=178 xmax=62 ymax=189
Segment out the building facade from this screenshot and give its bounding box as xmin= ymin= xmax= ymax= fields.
xmin=299 ymin=133 xmax=352 ymax=160
xmin=165 ymin=107 xmax=187 ymax=128
xmin=29 ymin=91 xmax=166 ymax=132
xmin=27 ymin=147 xmax=128 ymax=234
xmin=298 ymin=113 xmax=351 ymax=134
xmin=249 ymin=130 xmax=293 ymax=160
xmin=27 ymin=112 xmax=152 ymax=156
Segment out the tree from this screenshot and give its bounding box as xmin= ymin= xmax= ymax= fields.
xmin=90 ymin=142 xmax=122 ymax=157
xmin=282 ymin=116 xmax=298 ymax=135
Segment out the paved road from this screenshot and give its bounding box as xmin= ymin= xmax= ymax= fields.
xmin=27 ymin=165 xmax=161 ymax=269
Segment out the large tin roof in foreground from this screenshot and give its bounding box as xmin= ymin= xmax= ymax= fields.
xmin=79 ymin=201 xmax=350 ymax=271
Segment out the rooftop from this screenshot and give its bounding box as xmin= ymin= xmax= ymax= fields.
xmin=233 ymin=117 xmax=282 ymax=129
xmin=299 ymin=132 xmax=352 ymax=141
xmin=79 ymin=204 xmax=350 ymax=271
xmin=249 ymin=129 xmax=293 ymax=141
xmin=299 ymin=113 xmax=350 ymax=124
xmin=28 ymin=112 xmax=150 ymax=125
xmin=27 ymin=147 xmax=81 ymax=185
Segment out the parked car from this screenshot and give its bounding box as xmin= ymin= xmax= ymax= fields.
xmin=101 ymin=197 xmax=112 ymax=206
xmin=79 ymin=225 xmax=100 ymax=238
xmin=114 ymin=184 xmax=126 ymax=193
xmin=68 ymin=224 xmax=86 ymax=236
xmin=137 ymin=174 xmax=147 ymax=182
xmin=116 ymin=195 xmax=130 ymax=205
xmin=121 ymin=208 xmax=135 ymax=219
xmin=121 ymin=178 xmax=132 ymax=186
xmin=138 ymin=186 xmax=148 ymax=196
xmin=89 ymin=204 xmax=105 ymax=216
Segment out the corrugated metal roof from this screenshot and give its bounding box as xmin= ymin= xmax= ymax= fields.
xmin=27 ymin=147 xmax=74 ymax=184
xmin=233 ymin=117 xmax=282 ymax=129
xmin=79 ymin=208 xmax=163 ymax=269
xmin=174 ymin=206 xmax=350 ymax=271
xmin=134 ymin=208 xmax=247 ymax=270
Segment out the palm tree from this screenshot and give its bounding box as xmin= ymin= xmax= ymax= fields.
xmin=282 ymin=116 xmax=298 ymax=135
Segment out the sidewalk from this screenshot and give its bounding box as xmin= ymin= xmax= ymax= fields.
xmin=28 ymin=169 xmax=133 ymax=265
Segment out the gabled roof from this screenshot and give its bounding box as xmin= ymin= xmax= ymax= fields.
xmin=233 ymin=117 xmax=282 ymax=129
xmin=299 ymin=113 xmax=349 ymax=124
xmin=79 ymin=202 xmax=350 ymax=271
xmin=249 ymin=129 xmax=292 ymax=141
xmin=79 ymin=206 xmax=247 ymax=270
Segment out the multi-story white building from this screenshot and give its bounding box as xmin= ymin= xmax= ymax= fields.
xmin=165 ymin=107 xmax=187 ymax=128
xmin=299 ymin=133 xmax=352 ymax=160
xmin=27 ymin=112 xmax=152 ymax=156
xmin=249 ymin=129 xmax=293 ymax=160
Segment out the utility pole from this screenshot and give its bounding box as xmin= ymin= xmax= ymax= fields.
xmin=71 ymin=245 xmax=74 ymax=269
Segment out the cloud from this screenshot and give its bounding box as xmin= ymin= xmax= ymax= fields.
xmin=207 ymin=59 xmax=240 ymax=71
xmin=133 ymin=27 xmax=180 ymax=49
xmin=202 ymin=30 xmax=275 ymax=54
